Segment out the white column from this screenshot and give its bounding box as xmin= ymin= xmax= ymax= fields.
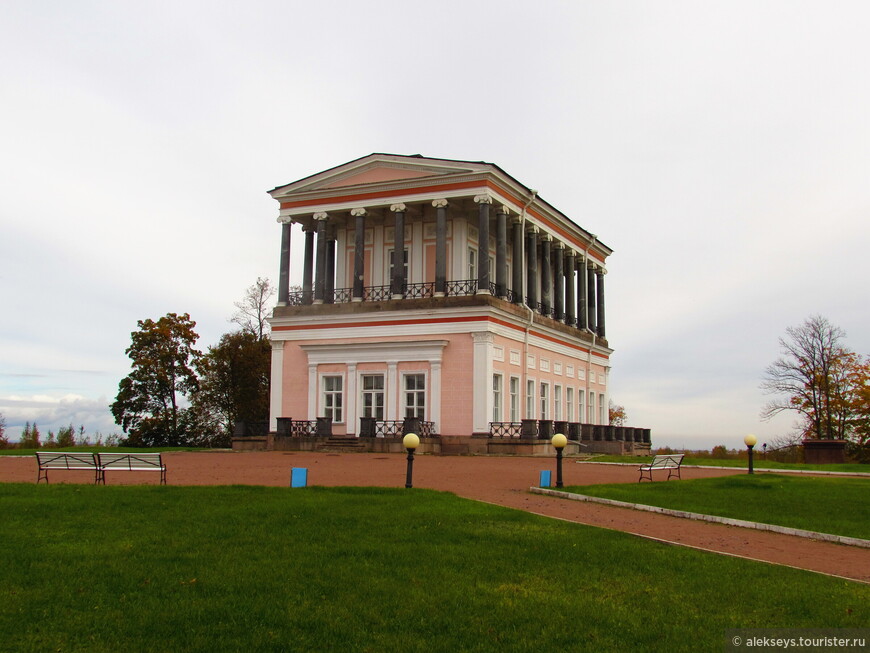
xmin=346 ymin=363 xmax=358 ymax=436
xmin=307 ymin=363 xmax=317 ymax=420
xmin=269 ymin=340 xmax=284 ymax=431
xmin=387 ymin=361 xmax=399 ymax=421
xmin=471 ymin=332 xmax=494 ymax=434
xmin=430 ymin=361 xmax=442 ymax=433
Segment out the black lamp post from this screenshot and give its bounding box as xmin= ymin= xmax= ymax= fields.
xmin=551 ymin=433 xmax=567 ymax=488
xmin=744 ymin=434 xmax=757 ymax=475
xmin=403 ymin=433 xmax=420 ymax=488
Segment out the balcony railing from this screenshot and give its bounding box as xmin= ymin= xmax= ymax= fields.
xmin=285 ymin=280 xmax=597 ymax=330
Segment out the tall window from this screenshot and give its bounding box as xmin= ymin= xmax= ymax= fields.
xmin=579 ymin=390 xmax=585 ymax=424
xmin=554 ymin=385 xmax=562 ymax=421
xmin=467 ymin=247 xmax=477 ymax=280
xmin=322 ymin=375 xmax=343 ymax=422
xmin=404 ymin=374 xmax=426 ymax=418
xmin=526 ymin=380 xmax=535 ymax=419
xmin=389 ymin=249 xmax=408 ymax=284
xmin=361 ymin=374 xmax=384 ymax=420
xmin=566 ymin=387 xmax=574 ymax=422
xmin=492 ymin=374 xmax=503 ymax=423
xmin=509 ymin=377 xmax=520 ymax=422
xmin=540 ymin=382 xmax=549 ymax=420
xmin=588 ymin=392 xmax=595 ymax=424
xmin=599 ymin=393 xmax=606 ymax=426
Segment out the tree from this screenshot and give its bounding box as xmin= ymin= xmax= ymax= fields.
xmin=195 ymin=330 xmax=271 ymax=443
xmin=19 ymin=422 xmax=40 ymax=448
xmin=231 ymin=277 xmax=275 ymax=340
xmin=761 ymin=315 xmax=867 ymax=441
xmin=608 ymin=401 xmax=627 ymax=426
xmin=111 ymin=313 xmax=201 ymax=447
xmin=0 ymin=412 xmax=9 ymax=449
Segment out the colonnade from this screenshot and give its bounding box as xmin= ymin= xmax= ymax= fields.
xmin=277 ymin=196 xmax=607 ymax=338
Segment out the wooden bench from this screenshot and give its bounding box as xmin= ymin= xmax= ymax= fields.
xmin=96 ymin=452 xmax=167 ymax=485
xmin=638 ymin=454 xmax=684 ymax=482
xmin=36 ymin=452 xmax=101 ymax=484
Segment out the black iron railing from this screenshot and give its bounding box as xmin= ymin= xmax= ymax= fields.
xmin=489 ymin=422 xmax=523 ymax=438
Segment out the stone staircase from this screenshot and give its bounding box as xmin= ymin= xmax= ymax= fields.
xmin=315 ymin=437 xmax=368 ymax=453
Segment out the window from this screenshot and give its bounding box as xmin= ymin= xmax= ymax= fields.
xmin=554 ymin=385 xmax=562 ymax=421
xmin=588 ymin=392 xmax=595 ymax=424
xmin=404 ymin=374 xmax=426 ymax=418
xmin=361 ymin=374 xmax=384 ymax=420
xmin=389 ymin=248 xmax=408 ymax=283
xmin=578 ymin=390 xmax=585 ymax=424
xmin=566 ymin=387 xmax=574 ymax=422
xmin=509 ymin=377 xmax=520 ymax=422
xmin=492 ymin=374 xmax=503 ymax=423
xmin=540 ymin=382 xmax=549 ymax=420
xmin=467 ymin=247 xmax=477 ymax=280
xmin=599 ymin=393 xmax=606 ymax=425
xmin=526 ymin=379 xmax=535 ymax=419
xmin=322 ymin=375 xmax=343 ymax=423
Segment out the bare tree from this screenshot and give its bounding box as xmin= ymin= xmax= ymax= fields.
xmin=760 ymin=315 xmax=858 ymax=440
xmin=231 ymin=277 xmax=275 ymax=340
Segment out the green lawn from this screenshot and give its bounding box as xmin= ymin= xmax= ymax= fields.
xmin=585 ymin=454 xmax=869 ymax=474
xmin=563 ymin=474 xmax=870 ymax=540
xmin=0 ymin=446 xmax=207 ymax=456
xmin=0 ymin=484 xmax=867 ymax=652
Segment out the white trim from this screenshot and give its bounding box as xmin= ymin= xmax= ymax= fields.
xmin=307 ymin=364 xmax=317 ymax=420
xmin=300 ymin=340 xmax=448 ymax=365
xmin=269 ymin=341 xmax=284 ymax=430
xmin=472 ymin=331 xmax=494 ymax=433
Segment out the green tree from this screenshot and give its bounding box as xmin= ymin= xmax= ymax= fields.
xmin=195 ymin=330 xmax=271 ymax=443
xmin=57 ymin=424 xmax=76 ymax=448
xmin=19 ymin=422 xmax=40 ymax=449
xmin=111 ymin=313 xmax=201 ymax=447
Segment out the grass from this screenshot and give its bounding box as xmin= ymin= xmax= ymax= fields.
xmin=0 ymin=446 xmax=208 ymax=456
xmin=563 ymin=474 xmax=870 ymax=540
xmin=0 ymin=484 xmax=867 ymax=652
xmin=585 ymin=454 xmax=869 ymax=474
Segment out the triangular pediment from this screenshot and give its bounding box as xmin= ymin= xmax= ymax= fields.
xmin=269 ymin=153 xmax=493 ymax=198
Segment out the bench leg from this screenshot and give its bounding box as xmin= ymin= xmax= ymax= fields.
xmin=37 ymin=468 xmax=48 ymax=484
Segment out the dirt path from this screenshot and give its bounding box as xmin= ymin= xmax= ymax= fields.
xmin=4 ymin=451 xmax=868 ymax=583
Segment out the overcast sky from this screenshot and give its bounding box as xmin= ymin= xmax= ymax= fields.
xmin=1 ymin=1 xmax=868 ymax=449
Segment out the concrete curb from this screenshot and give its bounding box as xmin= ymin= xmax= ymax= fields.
xmin=575 ymin=461 xmax=870 ymax=477
xmin=530 ymin=487 xmax=870 ymax=549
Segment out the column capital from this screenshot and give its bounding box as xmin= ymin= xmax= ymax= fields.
xmin=526 ymin=225 xmax=540 ymax=234
xmin=473 ymin=194 xmax=493 ymax=204
xmin=432 ymin=198 xmax=448 ymax=208
xmin=313 ymin=212 xmax=329 ymax=221
xmin=499 ymin=205 xmax=511 ymax=215
xmin=277 ymin=215 xmax=293 ymax=224
xmin=390 ymin=203 xmax=407 ymax=213
xmin=350 ymin=207 xmax=367 ymax=217
xmin=597 ymin=268 xmax=608 ymax=275
xmin=541 ymin=233 xmax=553 ymax=242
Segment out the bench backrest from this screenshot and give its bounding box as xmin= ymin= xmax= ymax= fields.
xmin=649 ymin=454 xmax=684 ymax=468
xmin=97 ymin=452 xmax=164 ymax=470
xmin=36 ymin=452 xmax=98 ymax=469
xmin=97 ymin=452 xmax=165 ymax=470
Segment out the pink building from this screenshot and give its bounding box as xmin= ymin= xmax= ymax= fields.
xmin=264 ymin=154 xmax=640 ymax=453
